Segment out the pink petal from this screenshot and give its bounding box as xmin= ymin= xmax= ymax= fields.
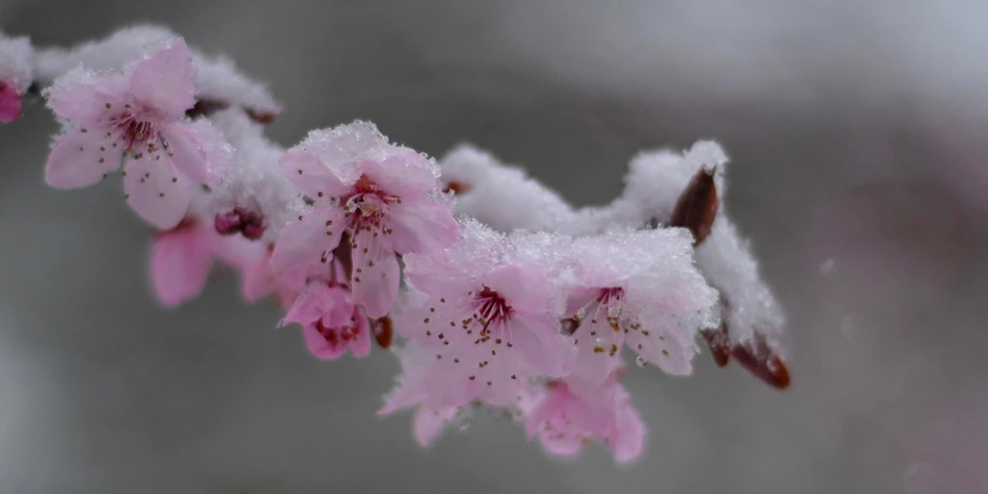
xmin=387 ymin=198 xmax=458 ymax=255
xmin=350 ymin=233 xmax=400 ymax=318
xmin=282 ymin=282 xmax=335 ymax=326
xmin=486 ymin=264 xmax=548 ymax=316
xmin=413 ymin=406 xmax=457 ymax=447
xmin=362 ymin=149 xmax=440 ymax=198
xmin=301 ymin=323 xmax=349 ymax=360
xmin=47 ymin=78 xmax=127 ymax=127
xmin=625 ymin=324 xmax=695 ymax=376
xmin=241 ymin=249 xmax=276 ymax=303
xmin=610 ymin=400 xmax=647 ymax=464
xmin=160 ymin=122 xmax=214 ymax=186
xmin=350 ymin=313 xmax=372 ymax=358
xmin=0 ymin=82 xmax=22 ymax=123
xmin=270 ymin=207 xmax=347 ymax=272
xmin=130 ymin=39 xmax=196 ymax=118
xmin=510 ymin=316 xmax=577 ymax=378
xmin=123 ymin=153 xmax=193 ymax=229
xmin=45 ymin=130 xmax=124 ymax=189
xmin=279 ymin=149 xmax=350 ymax=200
xmin=150 ymin=222 xmax=214 ymax=307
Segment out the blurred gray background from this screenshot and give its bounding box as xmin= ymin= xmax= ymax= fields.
xmin=1 ymin=1 xmax=986 ymax=492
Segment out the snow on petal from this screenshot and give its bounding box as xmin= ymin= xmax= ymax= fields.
xmin=278 ymin=149 xmax=349 ymax=201
xmin=129 ymin=38 xmax=196 ymax=118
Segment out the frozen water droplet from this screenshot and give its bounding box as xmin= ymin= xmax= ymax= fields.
xmin=635 ymin=355 xmax=647 ymax=367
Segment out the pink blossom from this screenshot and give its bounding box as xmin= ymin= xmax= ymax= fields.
xmin=150 ymin=217 xmax=263 ymax=307
xmin=381 ymin=225 xmax=577 ymax=414
xmin=282 ymin=282 xmax=371 ymax=360
xmin=0 ymin=81 xmax=22 ymax=123
xmin=44 ymin=39 xmax=225 ymax=229
xmin=563 ymin=230 xmax=720 ymax=379
xmin=525 ymin=374 xmax=646 ymax=464
xmin=271 ymin=122 xmax=457 ymax=318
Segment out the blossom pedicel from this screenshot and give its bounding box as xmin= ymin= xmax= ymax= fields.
xmin=1 ymin=25 xmax=790 ymax=464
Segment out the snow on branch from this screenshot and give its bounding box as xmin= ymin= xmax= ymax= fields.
xmin=0 ymin=25 xmax=790 ymax=463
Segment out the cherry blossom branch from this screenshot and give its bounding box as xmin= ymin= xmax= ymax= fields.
xmin=0 ymin=25 xmax=789 ymax=464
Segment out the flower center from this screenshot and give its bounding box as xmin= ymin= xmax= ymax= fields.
xmin=107 ymin=107 xmax=163 ymax=156
xmin=473 ymin=286 xmax=512 ymax=332
xmin=215 ymin=206 xmax=266 ymax=240
xmin=341 ymin=175 xmax=400 ymax=233
xmin=315 ymin=317 xmax=361 ymax=345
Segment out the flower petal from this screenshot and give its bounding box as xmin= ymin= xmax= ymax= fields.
xmin=350 ymin=232 xmax=400 ymax=318
xmin=150 ymin=222 xmax=214 ymax=307
xmin=130 ymin=39 xmax=196 ymax=117
xmin=123 ymin=153 xmax=193 ymax=229
xmin=0 ymin=82 xmax=23 ymax=123
xmin=45 ymin=130 xmax=124 ymax=189
xmin=282 ymin=282 xmax=334 ymax=327
xmin=302 ymin=323 xmax=349 ymax=360
xmin=46 ymin=76 xmax=127 ymax=126
xmin=362 ymin=149 xmax=440 ymax=198
xmin=350 ymin=313 xmax=372 ymax=358
xmin=387 ymin=198 xmax=458 ymax=255
xmin=278 ymin=149 xmax=350 ymax=201
xmin=160 ymin=122 xmax=213 ymax=185
xmin=413 ymin=406 xmax=457 ymax=448
xmin=270 ymin=207 xmax=347 ymax=272
xmin=510 ymin=316 xmax=577 ymax=378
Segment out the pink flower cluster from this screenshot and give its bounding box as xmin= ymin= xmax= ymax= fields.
xmin=3 ymin=27 xmax=789 ymax=464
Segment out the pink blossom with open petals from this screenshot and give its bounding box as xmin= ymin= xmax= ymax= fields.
xmin=525 ymin=374 xmax=646 ymax=464
xmin=150 ymin=218 xmax=262 ymax=307
xmin=563 ymin=229 xmax=720 ymax=379
xmin=271 ymin=121 xmax=457 ymax=318
xmin=44 ymin=39 xmax=226 ymax=229
xmin=380 ymin=223 xmax=576 ymax=414
xmin=282 ymin=282 xmax=371 ymax=360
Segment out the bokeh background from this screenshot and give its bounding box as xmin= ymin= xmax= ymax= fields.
xmin=1 ymin=1 xmax=986 ymax=492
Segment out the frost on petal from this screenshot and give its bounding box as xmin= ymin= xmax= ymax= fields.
xmin=350 ymin=232 xmax=400 ymax=318
xmin=294 ymin=122 xmax=391 ymax=185
xmin=129 ymin=39 xmax=196 ymax=118
xmin=362 ymin=149 xmax=441 ymax=199
xmin=0 ymin=32 xmax=34 ymax=99
xmin=270 ymin=207 xmax=347 ymax=272
xmin=34 ymin=25 xmax=179 ymax=83
xmin=0 ymin=81 xmax=22 ymax=123
xmin=150 ymin=221 xmax=215 ymax=307
xmin=45 ymin=71 xmax=128 ymax=127
xmin=278 ymin=149 xmax=349 ymax=201
xmin=413 ymin=406 xmax=458 ymax=448
xmin=124 ymin=153 xmax=193 ymax=229
xmin=33 ymin=26 xmax=280 ymax=118
xmin=45 ymin=130 xmax=124 ymax=189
